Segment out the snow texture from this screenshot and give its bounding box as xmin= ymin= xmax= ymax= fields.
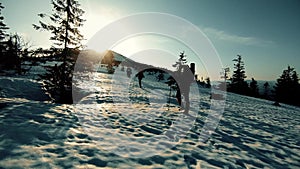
xmin=0 ymin=63 xmax=299 ymax=168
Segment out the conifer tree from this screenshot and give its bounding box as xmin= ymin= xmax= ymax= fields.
xmin=219 ymin=67 xmax=230 ymax=90
xmin=221 ymin=67 xmax=230 ymax=83
xmin=232 ymin=55 xmax=247 ymax=83
xmin=0 ymin=4 xmax=8 ymax=38
xmin=0 ymin=2 xmax=9 ymax=67
xmin=167 ymin=51 xmax=191 ymax=92
xmin=6 ymin=34 xmax=21 ymax=72
xmin=33 ymin=0 xmax=85 ymax=103
xmin=173 ymin=51 xmax=187 ymax=71
xmin=33 ymin=0 xmax=85 ymax=52
xmin=274 ymin=66 xmax=300 ymax=106
xmin=0 ymin=4 xmax=28 ymax=73
xmin=229 ymin=54 xmax=249 ymax=95
xmin=0 ymin=3 xmax=8 ymax=42
xmin=263 ymin=82 xmax=270 ymax=99
xmin=249 ymin=78 xmax=259 ymax=97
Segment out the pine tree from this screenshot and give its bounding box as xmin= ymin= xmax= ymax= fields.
xmin=219 ymin=67 xmax=230 ymax=91
xmin=229 ymin=54 xmax=249 ymax=95
xmin=0 ymin=4 xmax=28 ymax=73
xmin=172 ymin=51 xmax=187 ymax=71
xmin=0 ymin=2 xmax=9 ymax=69
xmin=6 ymin=34 xmax=21 ymax=72
xmin=291 ymin=70 xmax=299 ymax=86
xmin=232 ymin=55 xmax=247 ymax=83
xmin=274 ymin=66 xmax=300 ymax=106
xmin=171 ymin=51 xmax=194 ymax=86
xmin=167 ymin=51 xmax=190 ymax=93
xmin=221 ymin=67 xmax=230 ymax=83
xmin=263 ymin=82 xmax=270 ymax=99
xmin=0 ymin=3 xmax=8 ymax=42
xmin=33 ymin=0 xmax=85 ymax=52
xmin=33 ymin=0 xmax=85 ymax=103
xmin=249 ymin=78 xmax=259 ymax=97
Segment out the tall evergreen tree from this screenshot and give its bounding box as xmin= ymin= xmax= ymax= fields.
xmin=274 ymin=66 xmax=300 ymax=106
xmin=218 ymin=67 xmax=230 ymax=91
xmin=249 ymin=78 xmax=259 ymax=97
xmin=33 ymin=0 xmax=85 ymax=103
xmin=6 ymin=34 xmax=21 ymax=72
xmin=172 ymin=51 xmax=187 ymax=71
xmin=0 ymin=4 xmax=28 ymax=73
xmin=232 ymin=55 xmax=247 ymax=83
xmin=0 ymin=3 xmax=8 ymax=42
xmin=0 ymin=2 xmax=9 ymax=68
xmin=263 ymin=82 xmax=270 ymax=99
xmin=221 ymin=67 xmax=230 ymax=83
xmin=291 ymin=70 xmax=299 ymax=86
xmin=33 ymin=0 xmax=85 ymax=53
xmin=5 ymin=33 xmax=32 ymax=74
xmin=229 ymin=54 xmax=249 ymax=94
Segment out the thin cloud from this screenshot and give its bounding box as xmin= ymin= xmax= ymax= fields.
xmin=202 ymin=27 xmax=274 ymax=46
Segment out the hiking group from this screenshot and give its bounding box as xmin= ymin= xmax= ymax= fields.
xmin=133 ymin=63 xmax=194 ymax=114
xmin=123 ymin=52 xmax=195 ymax=113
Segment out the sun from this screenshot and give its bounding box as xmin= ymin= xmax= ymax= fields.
xmin=80 ymin=2 xmax=123 ymax=44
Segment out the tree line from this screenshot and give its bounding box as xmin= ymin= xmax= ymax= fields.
xmin=221 ymin=54 xmax=299 ymax=107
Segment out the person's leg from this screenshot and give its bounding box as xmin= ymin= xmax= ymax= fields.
xmin=184 ymin=92 xmax=190 ymax=113
xmin=183 ymin=86 xmax=190 ymax=113
xmin=176 ymin=89 xmax=181 ymax=107
xmin=139 ymin=79 xmax=142 ymax=88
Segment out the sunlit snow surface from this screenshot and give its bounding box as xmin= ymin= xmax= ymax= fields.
xmin=0 ymin=70 xmax=299 ymax=168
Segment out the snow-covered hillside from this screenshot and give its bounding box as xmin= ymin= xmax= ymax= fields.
xmin=0 ymin=63 xmax=299 ymax=168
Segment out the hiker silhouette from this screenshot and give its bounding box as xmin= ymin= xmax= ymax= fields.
xmin=176 ymin=65 xmax=194 ymax=113
xmin=136 ymin=71 xmax=145 ymax=88
xmin=126 ymin=67 xmax=132 ymax=78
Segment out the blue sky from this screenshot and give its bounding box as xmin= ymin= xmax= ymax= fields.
xmin=2 ymin=0 xmax=300 ymax=80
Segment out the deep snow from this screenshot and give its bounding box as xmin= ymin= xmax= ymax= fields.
xmin=0 ymin=64 xmax=299 ymax=168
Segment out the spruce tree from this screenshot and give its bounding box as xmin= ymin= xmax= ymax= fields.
xmin=274 ymin=66 xmax=300 ymax=106
xmin=33 ymin=0 xmax=85 ymax=103
xmin=221 ymin=67 xmax=230 ymax=83
xmin=232 ymin=55 xmax=247 ymax=83
xmin=263 ymin=82 xmax=270 ymax=99
xmin=172 ymin=51 xmax=187 ymax=71
xmin=0 ymin=3 xmax=8 ymax=42
xmin=0 ymin=2 xmax=9 ymax=68
xmin=249 ymin=78 xmax=259 ymax=97
xmin=6 ymin=34 xmax=21 ymax=72
xmin=0 ymin=5 xmax=28 ymax=73
xmin=229 ymin=55 xmax=249 ymax=95
xmin=33 ymin=0 xmax=85 ymax=52
xmin=219 ymin=67 xmax=230 ymax=90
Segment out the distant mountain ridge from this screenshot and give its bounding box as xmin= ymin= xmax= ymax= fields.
xmin=75 ymin=49 xmax=175 ymax=82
